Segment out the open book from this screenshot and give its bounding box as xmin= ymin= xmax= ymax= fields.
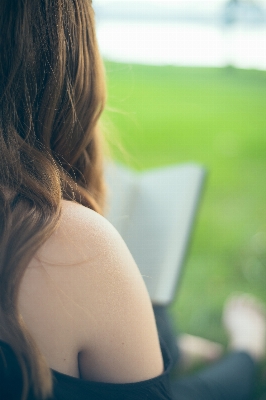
xmin=105 ymin=162 xmax=206 ymax=306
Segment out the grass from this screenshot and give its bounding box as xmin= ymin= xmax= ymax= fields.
xmin=103 ymin=61 xmax=266 ymax=394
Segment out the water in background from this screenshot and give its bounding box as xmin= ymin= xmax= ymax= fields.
xmin=96 ymin=20 xmax=266 ymax=70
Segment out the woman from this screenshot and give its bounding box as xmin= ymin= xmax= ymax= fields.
xmin=0 ymin=1 xmax=168 ymax=399
xmin=0 ymin=1 xmax=264 ymax=400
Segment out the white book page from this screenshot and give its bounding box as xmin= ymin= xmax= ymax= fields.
xmin=105 ymin=163 xmax=206 ymax=305
xmin=105 ymin=163 xmax=139 ymax=237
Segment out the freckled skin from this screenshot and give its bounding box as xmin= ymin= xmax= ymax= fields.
xmin=18 ymin=200 xmax=164 ymax=383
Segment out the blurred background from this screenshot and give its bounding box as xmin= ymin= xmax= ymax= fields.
xmin=94 ymin=0 xmax=266 ymax=394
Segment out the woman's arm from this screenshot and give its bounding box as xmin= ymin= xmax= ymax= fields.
xmin=19 ymin=200 xmax=164 ymax=382
xmin=72 ymin=203 xmax=164 ymax=383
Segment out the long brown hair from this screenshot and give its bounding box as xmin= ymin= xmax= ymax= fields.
xmin=0 ymin=1 xmax=106 ymax=398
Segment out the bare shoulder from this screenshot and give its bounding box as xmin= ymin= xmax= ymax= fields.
xmin=21 ymin=199 xmax=163 ymax=383
xmin=36 ymin=199 xmax=123 ymax=266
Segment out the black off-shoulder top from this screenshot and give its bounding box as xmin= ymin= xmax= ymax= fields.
xmin=0 ymin=340 xmax=174 ymax=400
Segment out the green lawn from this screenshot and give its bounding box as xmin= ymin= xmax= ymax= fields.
xmin=103 ymin=60 xmax=266 ymax=370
